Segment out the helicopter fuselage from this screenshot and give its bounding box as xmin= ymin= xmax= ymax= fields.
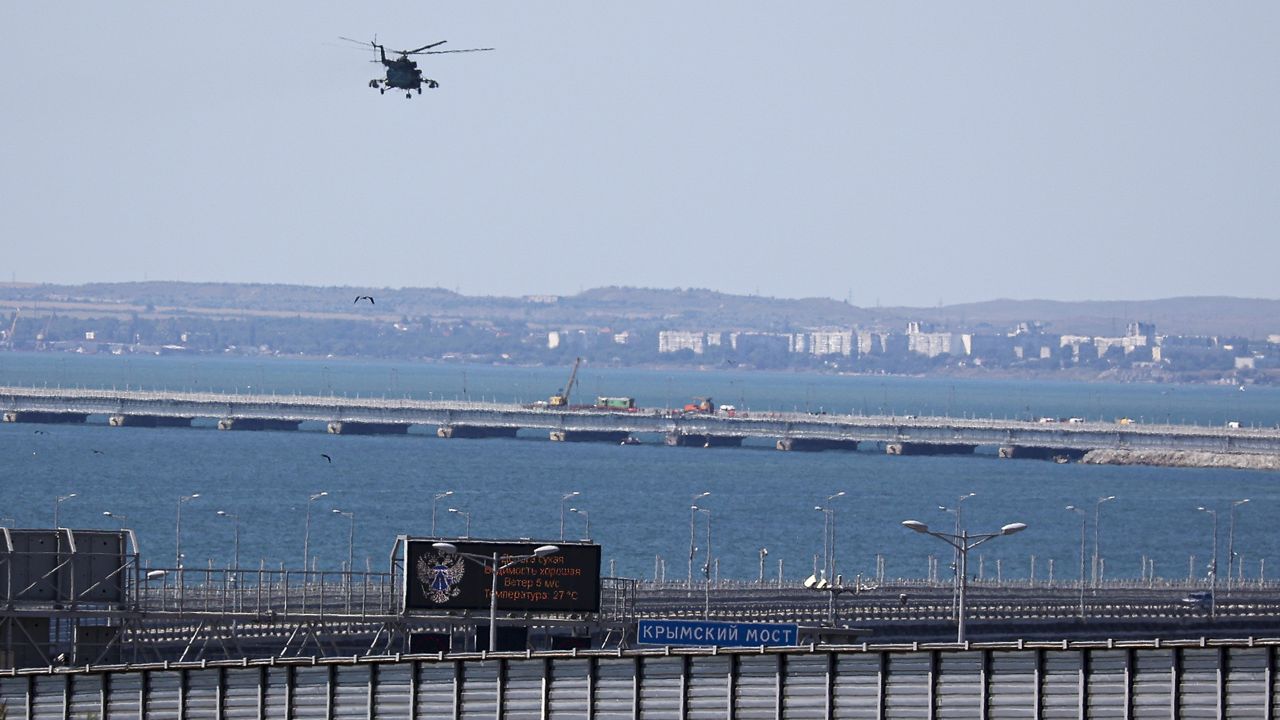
xmin=383 ymin=58 xmax=423 ymax=90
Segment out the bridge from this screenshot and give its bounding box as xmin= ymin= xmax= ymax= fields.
xmin=3 ymin=386 xmax=1278 ymax=461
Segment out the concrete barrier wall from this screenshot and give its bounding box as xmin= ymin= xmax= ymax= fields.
xmin=0 ymin=638 xmax=1275 ymax=719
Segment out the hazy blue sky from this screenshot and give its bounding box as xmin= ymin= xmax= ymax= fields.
xmin=2 ymin=3 xmax=1276 ymax=306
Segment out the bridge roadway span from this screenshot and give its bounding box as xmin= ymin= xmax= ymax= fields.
xmin=4 ymin=385 xmax=1279 ymax=456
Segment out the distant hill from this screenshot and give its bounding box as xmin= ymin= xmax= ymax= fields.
xmin=0 ymin=282 xmax=1275 ymax=338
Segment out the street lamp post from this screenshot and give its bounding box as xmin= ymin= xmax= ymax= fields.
xmin=54 ymin=493 xmax=78 ymax=527
xmin=1065 ymin=505 xmax=1088 ymax=618
xmin=448 ymin=508 xmax=471 ymax=537
xmin=938 ymin=492 xmax=976 ymax=619
xmin=560 ymin=491 xmax=580 ymax=540
xmin=758 ymin=547 xmax=769 ymax=586
xmin=902 ymin=519 xmax=1027 ymax=642
xmin=432 ymin=491 xmax=453 ymax=536
xmin=688 ymin=492 xmax=710 ymax=588
xmin=694 ymin=506 xmax=712 ymax=619
xmin=1092 ymin=495 xmax=1116 ymax=588
xmin=303 ymin=491 xmax=328 ymax=571
xmin=102 ymin=511 xmax=128 ymax=528
xmin=1197 ymin=506 xmax=1219 ymax=618
xmin=432 ymin=542 xmax=559 ymax=652
xmin=175 ymin=493 xmax=200 ymax=568
xmin=827 ymin=492 xmax=845 ymax=579
xmin=568 ymin=507 xmax=590 ymax=540
xmin=216 ymin=510 xmax=240 ymax=570
xmin=332 ymin=509 xmax=355 ymax=576
xmin=1227 ymin=498 xmax=1250 ymax=590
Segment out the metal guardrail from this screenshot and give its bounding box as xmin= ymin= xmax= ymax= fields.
xmin=3 ymin=637 xmax=1280 ymax=719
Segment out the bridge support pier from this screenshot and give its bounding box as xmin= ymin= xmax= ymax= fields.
xmin=999 ymin=446 xmax=1088 ymax=462
xmin=217 ymin=418 xmax=301 ymax=431
xmin=109 ymin=415 xmax=192 ymax=428
xmin=328 ymin=422 xmax=409 ymax=435
xmin=3 ymin=411 xmax=88 ymax=424
xmin=776 ymin=438 xmax=859 ymax=452
xmin=437 ymin=425 xmax=519 ymax=439
xmin=885 ymin=442 xmax=976 ymax=456
xmin=665 ymin=433 xmax=744 ymax=448
xmin=550 ymin=430 xmax=631 ymax=443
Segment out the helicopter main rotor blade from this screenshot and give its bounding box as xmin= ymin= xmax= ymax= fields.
xmin=405 ymin=40 xmax=449 ymax=54
xmin=420 ymin=47 xmax=495 ymax=55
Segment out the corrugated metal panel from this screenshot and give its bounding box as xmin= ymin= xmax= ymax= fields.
xmin=989 ymin=650 xmax=1036 ymax=719
xmin=145 ymin=671 xmax=184 ymax=720
xmin=594 ymin=657 xmax=637 ymax=720
xmin=547 ymin=658 xmax=590 ymax=718
xmin=783 ymin=653 xmax=828 ymax=720
xmin=223 ymin=668 xmax=263 ymax=720
xmin=936 ymin=651 xmax=982 ymax=720
xmin=291 ymin=667 xmax=331 ymax=720
xmin=1086 ymin=650 xmax=1127 ymax=719
xmin=1040 ymin=650 xmax=1082 ymax=720
xmin=416 ymin=661 xmax=456 ymax=719
xmin=1180 ymin=648 xmax=1221 ymax=720
xmin=334 ymin=665 xmax=372 ymax=720
xmin=833 ymin=652 xmax=881 ymax=720
xmin=0 ymin=677 xmax=28 ymax=719
xmin=186 ymin=666 xmax=220 ymax=719
xmin=687 ymin=655 xmax=730 ymax=720
xmin=106 ymin=671 xmax=142 ymax=720
xmin=459 ymin=661 xmax=498 ymax=720
xmin=263 ymin=667 xmax=291 ymax=720
xmin=503 ymin=658 xmax=545 ymax=720
xmin=1225 ymin=647 xmax=1268 ymax=718
xmin=884 ymin=652 xmax=931 ymax=720
xmin=30 ymin=675 xmax=65 ymax=720
xmin=637 ymin=656 xmax=683 ymax=720
xmin=733 ymin=653 xmax=779 ymax=720
xmin=68 ymin=673 xmax=102 ymax=720
xmin=1131 ymin=649 xmax=1173 ymax=719
xmin=373 ymin=663 xmax=413 ymax=720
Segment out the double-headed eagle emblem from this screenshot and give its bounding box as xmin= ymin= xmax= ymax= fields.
xmin=416 ymin=551 xmax=466 ymax=604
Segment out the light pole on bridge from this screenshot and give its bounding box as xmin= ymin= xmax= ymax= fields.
xmin=902 ymin=519 xmax=1027 ymax=643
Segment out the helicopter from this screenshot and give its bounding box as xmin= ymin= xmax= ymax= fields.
xmin=339 ymin=37 xmax=493 ymax=98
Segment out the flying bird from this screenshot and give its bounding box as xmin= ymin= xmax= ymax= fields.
xmin=33 ymin=429 xmax=48 ymax=435
xmin=320 ymin=453 xmax=332 ymax=463
xmin=92 ymin=449 xmax=104 ymax=455
xmin=354 ymin=295 xmax=375 ymax=304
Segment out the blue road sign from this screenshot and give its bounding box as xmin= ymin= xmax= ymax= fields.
xmin=636 ymin=619 xmax=800 ymax=647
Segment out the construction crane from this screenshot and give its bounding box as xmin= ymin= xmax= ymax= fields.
xmin=4 ymin=308 xmax=18 ymax=350
xmin=548 ymin=357 xmax=582 ymax=408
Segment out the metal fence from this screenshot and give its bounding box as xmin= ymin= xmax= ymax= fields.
xmin=1 ymin=637 xmax=1278 ymax=719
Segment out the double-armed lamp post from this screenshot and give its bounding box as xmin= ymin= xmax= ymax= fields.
xmin=902 ymin=519 xmax=1027 ymax=642
xmin=431 ymin=542 xmax=559 ymax=652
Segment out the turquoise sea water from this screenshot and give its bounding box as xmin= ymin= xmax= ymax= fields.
xmin=1 ymin=352 xmax=1277 ymax=584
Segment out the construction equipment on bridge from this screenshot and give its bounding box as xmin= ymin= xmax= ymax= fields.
xmin=596 ymin=396 xmax=636 ymax=411
xmin=548 ymin=357 xmax=582 ymax=408
xmin=682 ymin=397 xmax=715 ymax=414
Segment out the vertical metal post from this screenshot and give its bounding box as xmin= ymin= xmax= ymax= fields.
xmin=489 ymin=550 xmax=501 ymax=652
xmin=958 ymin=530 xmax=969 ymax=644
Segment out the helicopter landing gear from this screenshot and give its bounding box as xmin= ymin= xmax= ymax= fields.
xmin=405 ymin=92 xmax=412 ymax=99
xmin=379 ymin=87 xmax=385 ymax=95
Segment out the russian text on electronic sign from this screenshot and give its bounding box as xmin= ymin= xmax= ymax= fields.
xmin=405 ymin=539 xmax=602 ymax=613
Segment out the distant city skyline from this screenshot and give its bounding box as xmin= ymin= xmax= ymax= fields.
xmin=2 ymin=3 xmax=1277 ymax=306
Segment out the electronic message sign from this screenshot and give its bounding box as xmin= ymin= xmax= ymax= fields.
xmin=404 ymin=539 xmax=602 ymax=613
